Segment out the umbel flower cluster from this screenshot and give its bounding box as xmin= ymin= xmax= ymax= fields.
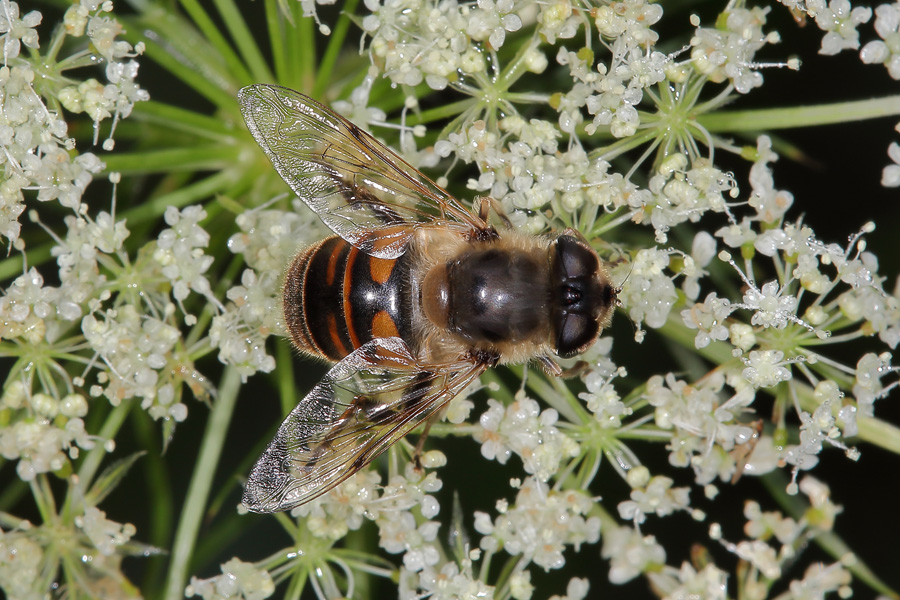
xmin=1 ymin=0 xmax=899 ymax=599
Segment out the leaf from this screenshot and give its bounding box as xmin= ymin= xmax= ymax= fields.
xmin=84 ymin=451 xmax=147 ymax=507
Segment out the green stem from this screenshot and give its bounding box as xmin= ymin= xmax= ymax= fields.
xmin=133 ymin=100 xmax=236 ymax=139
xmin=163 ymin=366 xmax=241 ymax=600
xmin=102 ymin=145 xmax=241 ymax=175
xmin=287 ymin=1 xmax=316 ymax=90
xmin=126 ymin=11 xmax=237 ymax=108
xmin=43 ymin=15 xmax=69 ymax=63
xmin=177 ymin=0 xmax=253 ymax=84
xmin=276 ymin=341 xmax=299 ymax=416
xmin=78 ymin=400 xmax=133 ymax=487
xmin=312 ymin=0 xmax=360 ymax=98
xmin=0 ymin=242 xmax=52 ymax=281
xmin=131 ymin=408 xmax=174 ymax=600
xmin=855 ymin=413 xmax=900 ymax=454
xmin=265 ymin=0 xmax=288 ymax=84
xmin=496 ymin=37 xmax=540 ymax=92
xmin=407 ymin=98 xmax=477 ymax=126
xmin=213 ymin=0 xmax=274 ymax=83
xmin=119 ymin=170 xmax=240 ymax=223
xmin=698 ymin=96 xmax=900 ymax=132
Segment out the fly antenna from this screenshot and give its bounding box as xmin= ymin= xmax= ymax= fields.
xmin=614 ymin=257 xmax=635 ymax=308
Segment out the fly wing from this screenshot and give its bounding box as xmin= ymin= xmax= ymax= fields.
xmin=242 ymin=338 xmax=487 ymax=513
xmin=238 ymin=84 xmax=486 ymax=258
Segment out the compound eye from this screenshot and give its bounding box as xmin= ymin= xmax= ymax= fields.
xmin=555 ymin=312 xmax=599 ymax=358
xmin=556 ymin=235 xmax=599 ymax=280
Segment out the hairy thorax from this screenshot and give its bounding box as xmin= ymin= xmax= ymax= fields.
xmin=409 ymin=228 xmax=553 ymax=365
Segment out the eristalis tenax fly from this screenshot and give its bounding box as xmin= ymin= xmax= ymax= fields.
xmin=238 ymin=84 xmax=618 ymax=513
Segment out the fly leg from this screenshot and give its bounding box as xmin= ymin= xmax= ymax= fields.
xmin=475 ymin=196 xmax=514 ymax=229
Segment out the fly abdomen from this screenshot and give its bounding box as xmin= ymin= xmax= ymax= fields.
xmin=284 ymin=236 xmax=412 ymax=362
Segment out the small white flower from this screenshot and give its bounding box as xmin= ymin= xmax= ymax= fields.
xmin=815 ymin=0 xmax=871 ymax=55
xmin=852 ymin=351 xmax=897 ymax=416
xmin=743 ymin=500 xmax=802 ymax=544
xmin=601 ymin=525 xmax=666 ymax=583
xmin=410 ymin=558 xmax=495 ymax=600
xmin=681 ymin=292 xmax=732 ymax=349
xmin=550 ymin=577 xmax=589 ymax=600
xmin=0 ymin=534 xmax=43 ymax=599
xmin=748 ymin=136 xmax=793 ymax=223
xmin=617 ymin=475 xmax=691 ymax=525
xmin=741 ymin=349 xmax=792 ymax=388
xmin=881 ymin=141 xmax=900 ymax=186
xmin=741 ymin=281 xmax=798 ymax=330
xmin=593 ymin=0 xmax=662 ymax=44
xmin=154 ymin=205 xmax=222 ymax=318
xmin=0 ymin=1 xmax=42 ymax=60
xmin=652 ymin=563 xmax=729 ymax=600
xmin=580 ymin=365 xmax=630 ymax=428
xmin=467 ymin=0 xmax=522 ymax=50
xmin=185 ymin=558 xmax=275 ymax=600
xmin=682 ymin=231 xmax=717 ymax=300
xmin=509 ymin=569 xmax=534 ymax=600
xmin=619 ymin=247 xmax=678 ymax=332
xmin=537 ymin=0 xmax=580 ymax=44
xmin=716 ymin=218 xmax=757 ymax=248
xmin=75 ymin=506 xmax=137 ymax=556
xmin=475 ymin=396 xmax=579 ymax=481
xmin=788 ymin=561 xmax=852 ymax=600
xmin=860 ymin=3 xmax=900 ymax=78
xmin=690 ymin=7 xmax=774 ymax=93
xmin=479 ymin=478 xmax=600 ymax=571
xmin=733 ymin=540 xmax=781 ymax=579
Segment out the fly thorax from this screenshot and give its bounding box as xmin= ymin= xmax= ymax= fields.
xmin=444 ymin=248 xmax=548 ymax=344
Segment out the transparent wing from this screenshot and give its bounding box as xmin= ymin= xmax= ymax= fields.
xmin=239 ymin=84 xmax=486 ymax=259
xmin=242 ymin=338 xmax=487 ymax=513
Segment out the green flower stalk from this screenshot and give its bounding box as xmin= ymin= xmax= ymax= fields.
xmin=2 ymin=0 xmax=900 ymax=599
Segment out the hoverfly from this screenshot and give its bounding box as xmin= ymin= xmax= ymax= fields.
xmin=238 ymin=84 xmax=618 ymax=513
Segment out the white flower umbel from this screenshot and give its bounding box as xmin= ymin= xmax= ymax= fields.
xmin=618 ymin=247 xmax=678 ymax=339
xmin=475 ymin=477 xmax=600 ymax=571
xmin=860 ymin=2 xmax=900 ymax=78
xmin=475 ymin=394 xmax=579 ymax=481
xmin=711 ymin=477 xmax=850 ymax=597
xmin=404 ymin=556 xmax=495 ymax=600
xmin=600 ymin=524 xmax=666 ymax=584
xmin=617 ymin=467 xmax=691 ymax=526
xmin=815 ymin=0 xmax=872 ymax=55
xmin=1 ymin=0 xmax=146 ymax=247
xmin=186 ymin=558 xmax=275 ymax=600
xmin=689 ymin=6 xmax=778 ymax=94
xmin=154 ymin=205 xmax=223 ymax=325
xmin=211 ymin=201 xmax=324 ymax=379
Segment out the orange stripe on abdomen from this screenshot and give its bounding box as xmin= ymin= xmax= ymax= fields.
xmin=342 ymin=246 xmax=363 ymax=350
xmin=369 ymin=256 xmax=395 ymax=285
xmin=327 ymin=313 xmax=350 ymax=357
xmin=294 ymin=236 xmax=354 ymax=361
xmin=346 ymin=248 xmax=412 ymax=349
xmin=371 ymin=310 xmax=401 ymax=338
xmin=325 ymin=244 xmax=342 ymax=286
xmin=288 ymin=235 xmax=414 ymax=362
